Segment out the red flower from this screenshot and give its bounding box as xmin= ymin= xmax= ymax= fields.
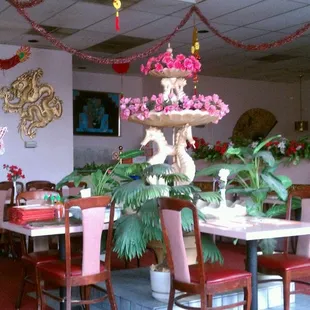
xmin=3 ymin=164 xmax=25 ymax=181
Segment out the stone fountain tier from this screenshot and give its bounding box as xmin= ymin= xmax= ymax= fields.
xmin=129 ymin=110 xmax=218 ymax=127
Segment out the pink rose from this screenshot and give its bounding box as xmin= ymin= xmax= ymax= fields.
xmin=176 ymin=54 xmax=185 ymax=61
xmin=167 ymin=61 xmax=174 ymax=69
xmin=155 ymin=63 xmax=164 ymax=71
xmin=174 ymin=60 xmax=182 ymax=70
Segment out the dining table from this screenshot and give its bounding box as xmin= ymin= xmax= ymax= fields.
xmin=199 ymin=216 xmax=310 ymax=310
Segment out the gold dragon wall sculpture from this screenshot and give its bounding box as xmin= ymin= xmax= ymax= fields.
xmin=0 ymin=68 xmax=63 ymax=139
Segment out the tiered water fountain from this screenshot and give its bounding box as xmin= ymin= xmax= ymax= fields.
xmin=120 ymin=44 xmax=229 ymax=185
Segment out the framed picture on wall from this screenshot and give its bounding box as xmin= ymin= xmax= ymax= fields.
xmin=73 ymin=89 xmax=120 ymax=137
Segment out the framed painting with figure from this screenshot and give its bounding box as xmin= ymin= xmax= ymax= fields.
xmin=73 ymin=89 xmax=120 ymax=137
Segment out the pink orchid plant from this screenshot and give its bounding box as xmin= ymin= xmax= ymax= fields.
xmin=140 ymin=51 xmax=201 ymax=76
xmin=120 ymin=94 xmax=229 ymax=123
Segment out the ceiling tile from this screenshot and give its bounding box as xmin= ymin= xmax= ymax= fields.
xmin=87 ymin=9 xmax=163 ymax=34
xmin=172 ymin=23 xmax=236 ymax=44
xmin=213 ymin=0 xmax=306 ymax=26
xmin=0 ymin=6 xmax=30 ymax=28
xmin=0 ymin=2 xmax=10 ymax=12
xmin=130 ymin=0 xmax=192 ymax=15
xmin=172 ymin=0 xmax=263 ymax=19
xmin=125 ymin=15 xmax=183 ymax=39
xmin=0 ymin=29 xmax=28 ymax=43
xmin=62 ymin=30 xmax=115 ymax=49
xmin=7 ymin=34 xmax=56 ymax=49
xmin=224 ymin=27 xmax=269 ymax=40
xmin=28 ymin=0 xmax=78 ymax=23
xmin=43 ymin=2 xmax=115 ymax=29
xmin=249 ymin=5 xmax=310 ymax=31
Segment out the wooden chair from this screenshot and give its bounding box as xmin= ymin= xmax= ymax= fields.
xmin=26 ymin=180 xmax=56 ymax=191
xmin=15 ymin=190 xmax=61 ymax=310
xmin=158 ymin=197 xmax=252 ymax=310
xmin=60 ymin=181 xmax=87 ymax=198
xmin=257 ymin=190 xmax=310 ymax=310
xmin=36 ymin=196 xmax=117 ymax=309
xmin=0 ymin=190 xmax=14 ymax=256
xmin=0 ymin=181 xmax=14 ymax=207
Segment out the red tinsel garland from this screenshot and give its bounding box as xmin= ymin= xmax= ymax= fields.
xmin=193 ymin=6 xmax=310 ymax=51
xmin=10 ymin=2 xmax=310 ymax=64
xmin=9 ymin=0 xmax=43 ymax=8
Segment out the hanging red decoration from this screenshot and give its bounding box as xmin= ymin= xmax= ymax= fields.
xmin=113 ymin=0 xmax=121 ymax=32
xmin=112 ymin=62 xmax=130 ymax=74
xmin=0 ymin=46 xmax=31 ymax=70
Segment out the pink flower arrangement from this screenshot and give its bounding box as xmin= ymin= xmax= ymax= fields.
xmin=120 ymin=94 xmax=229 ymax=123
xmin=140 ymin=51 xmax=201 ymax=76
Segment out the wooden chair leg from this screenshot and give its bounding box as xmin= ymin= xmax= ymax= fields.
xmin=283 ymin=274 xmax=291 ymax=310
xmin=106 ymin=278 xmax=117 ymax=310
xmin=83 ymin=286 xmax=91 ymax=310
xmin=66 ymin=285 xmax=72 ymax=310
xmin=201 ymin=288 xmax=207 ymax=310
xmin=15 ymin=266 xmax=27 ymax=309
xmin=36 ymin=269 xmax=44 ymax=310
xmin=207 ymin=294 xmax=212 ymax=308
xmin=244 ymin=279 xmax=252 ymax=310
xmin=167 ymin=280 xmax=175 ymax=310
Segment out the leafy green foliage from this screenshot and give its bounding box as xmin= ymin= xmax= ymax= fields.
xmin=197 ymin=163 xmax=253 ymax=177
xmin=258 ymin=239 xmax=277 ymax=255
xmin=197 ymin=135 xmax=294 ymax=255
xmin=119 ymin=149 xmax=145 ymax=159
xmin=201 ymin=234 xmax=223 ymax=264
xmin=56 ymin=171 xmax=83 ymax=190
xmin=195 ymin=191 xmax=221 ymax=204
xmin=113 ymin=214 xmax=147 ymax=260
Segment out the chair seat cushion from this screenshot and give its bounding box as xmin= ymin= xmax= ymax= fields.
xmin=22 ymin=250 xmax=60 ymax=265
xmin=258 ymin=254 xmax=310 ymax=272
xmin=189 ymin=263 xmax=251 ymax=284
xmin=37 ymin=260 xmax=106 ymax=280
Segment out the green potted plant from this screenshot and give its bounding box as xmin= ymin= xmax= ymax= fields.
xmin=196 ymin=135 xmax=299 ymax=254
xmin=112 ymin=161 xmax=222 ymax=301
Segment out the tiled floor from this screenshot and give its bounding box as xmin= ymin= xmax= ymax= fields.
xmin=269 ymin=294 xmax=310 ymax=310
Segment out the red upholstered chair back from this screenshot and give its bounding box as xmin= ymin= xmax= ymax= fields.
xmin=285 ymin=190 xmax=310 ymax=257
xmin=64 ymin=196 xmax=114 ymax=277
xmin=158 ymin=197 xmax=205 ymax=285
xmin=60 ymin=181 xmax=87 ymax=197
xmin=0 ymin=181 xmax=14 ymax=206
xmin=0 ymin=190 xmax=8 ymax=225
xmin=26 ymin=180 xmax=56 ymax=191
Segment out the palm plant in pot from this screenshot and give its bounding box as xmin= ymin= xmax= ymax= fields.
xmin=112 ymin=161 xmax=222 ymax=301
xmin=196 ymin=135 xmax=298 ymax=254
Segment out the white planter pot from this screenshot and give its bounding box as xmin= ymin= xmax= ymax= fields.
xmin=150 ymin=268 xmax=171 ymax=302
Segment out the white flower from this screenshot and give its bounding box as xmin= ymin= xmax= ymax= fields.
xmin=218 ymin=168 xmax=230 ymax=183
xmin=208 ymin=144 xmax=214 ymax=150
xmin=296 ymin=145 xmax=302 ymax=151
xmin=278 ymin=141 xmax=286 ymax=154
xmin=228 ymin=142 xmax=234 ymax=148
xmin=251 ymin=141 xmax=259 ymax=148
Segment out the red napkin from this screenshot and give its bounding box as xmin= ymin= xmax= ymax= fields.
xmin=9 ymin=207 xmax=56 ymax=225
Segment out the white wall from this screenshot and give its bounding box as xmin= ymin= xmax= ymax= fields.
xmin=0 ymin=45 xmax=73 ymax=183
xmin=73 ymin=72 xmax=144 ymax=167
xmin=143 ymin=75 xmax=304 ymax=144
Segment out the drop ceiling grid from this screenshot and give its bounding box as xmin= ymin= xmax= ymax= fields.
xmin=0 ymin=0 xmax=308 ymax=82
